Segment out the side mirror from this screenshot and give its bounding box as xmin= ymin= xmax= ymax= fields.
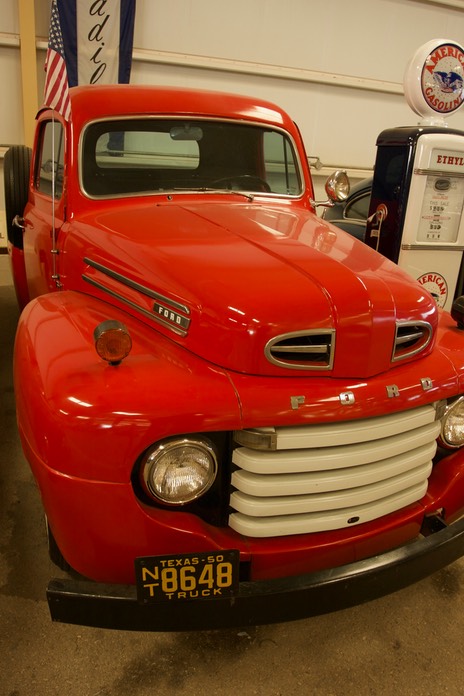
xmin=311 ymin=170 xmax=350 ymax=209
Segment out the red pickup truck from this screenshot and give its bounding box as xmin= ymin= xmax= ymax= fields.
xmin=6 ymin=84 xmax=464 ymax=631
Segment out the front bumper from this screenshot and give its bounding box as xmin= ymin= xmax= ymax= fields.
xmin=47 ymin=514 xmax=464 ymax=632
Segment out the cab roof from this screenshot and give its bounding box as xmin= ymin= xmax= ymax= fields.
xmin=67 ymin=84 xmax=291 ymax=130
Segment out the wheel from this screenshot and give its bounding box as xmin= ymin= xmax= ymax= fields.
xmin=46 ymin=520 xmax=72 ymax=572
xmin=3 ymin=145 xmax=32 ymax=250
xmin=210 ymin=174 xmax=271 ymax=192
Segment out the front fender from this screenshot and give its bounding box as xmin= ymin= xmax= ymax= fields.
xmin=14 ymin=291 xmax=242 ymax=483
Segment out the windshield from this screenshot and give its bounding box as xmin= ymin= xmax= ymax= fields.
xmin=81 ymin=118 xmax=302 ymax=198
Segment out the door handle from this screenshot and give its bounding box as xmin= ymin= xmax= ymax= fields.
xmin=12 ymin=215 xmax=25 ymax=229
xmin=366 ymin=204 xmax=388 ymax=251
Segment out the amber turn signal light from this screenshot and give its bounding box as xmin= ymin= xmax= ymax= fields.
xmin=94 ymin=320 xmax=132 ymax=365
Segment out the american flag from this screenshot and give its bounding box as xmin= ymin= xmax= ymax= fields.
xmin=43 ymin=0 xmax=71 ymax=120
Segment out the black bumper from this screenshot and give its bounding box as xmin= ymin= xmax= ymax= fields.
xmin=47 ymin=515 xmax=464 ymax=632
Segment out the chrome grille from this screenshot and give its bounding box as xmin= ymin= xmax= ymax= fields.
xmin=264 ymin=321 xmax=433 ymax=372
xmin=264 ymin=329 xmax=335 ymax=370
xmin=229 ymin=404 xmax=440 ymax=538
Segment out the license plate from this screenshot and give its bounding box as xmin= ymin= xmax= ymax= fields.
xmin=135 ymin=549 xmax=240 ymax=604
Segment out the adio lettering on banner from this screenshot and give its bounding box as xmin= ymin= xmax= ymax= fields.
xmin=78 ymin=0 xmax=120 ymax=84
xmin=55 ymin=0 xmax=136 ymax=89
xmin=87 ymin=1 xmax=112 ymax=83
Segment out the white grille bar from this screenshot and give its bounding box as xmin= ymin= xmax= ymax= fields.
xmin=232 ymin=422 xmax=440 ymax=474
xmin=229 ymin=404 xmax=439 ymax=538
xmin=231 ymin=462 xmax=432 ymax=516
xmin=229 ymin=483 xmax=427 ymax=538
xmin=232 ymin=442 xmax=436 ymax=496
xmin=262 ymin=404 xmax=437 ymax=451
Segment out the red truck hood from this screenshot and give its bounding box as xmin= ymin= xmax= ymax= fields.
xmin=75 ymin=199 xmax=438 ymax=379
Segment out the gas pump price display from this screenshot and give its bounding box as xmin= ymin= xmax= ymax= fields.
xmin=135 ymin=549 xmax=240 ymax=603
xmin=417 ymin=147 xmax=464 ymax=244
xmin=417 ymin=174 xmax=464 ymax=243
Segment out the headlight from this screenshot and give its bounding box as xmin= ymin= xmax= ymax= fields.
xmin=440 ymin=396 xmax=464 ymax=448
xmin=325 ymin=169 xmax=350 ymax=202
xmin=141 ymin=438 xmax=218 ymax=505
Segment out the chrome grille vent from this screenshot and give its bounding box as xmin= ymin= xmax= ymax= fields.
xmin=392 ymin=321 xmax=432 ymax=362
xmin=265 ymin=329 xmax=335 ymax=370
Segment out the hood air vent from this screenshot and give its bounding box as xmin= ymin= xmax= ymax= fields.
xmin=392 ymin=321 xmax=433 ymax=362
xmin=265 ymin=329 xmax=335 ymax=370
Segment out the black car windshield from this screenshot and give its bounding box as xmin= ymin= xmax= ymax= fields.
xmin=81 ymin=118 xmax=302 ymax=198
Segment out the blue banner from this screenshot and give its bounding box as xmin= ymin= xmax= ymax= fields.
xmin=57 ymin=0 xmax=136 ymax=87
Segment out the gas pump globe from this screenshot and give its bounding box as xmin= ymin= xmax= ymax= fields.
xmin=365 ymin=39 xmax=464 ymax=311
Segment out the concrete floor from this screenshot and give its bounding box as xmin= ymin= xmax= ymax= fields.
xmin=2 ymin=254 xmax=464 ymax=696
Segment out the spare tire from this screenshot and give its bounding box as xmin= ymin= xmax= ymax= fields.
xmin=4 ymin=145 xmax=32 ymax=250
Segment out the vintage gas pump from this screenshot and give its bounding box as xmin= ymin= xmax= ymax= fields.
xmin=365 ymin=40 xmax=464 ymax=310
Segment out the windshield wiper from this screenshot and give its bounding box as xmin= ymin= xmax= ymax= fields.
xmin=171 ymin=187 xmax=255 ymax=201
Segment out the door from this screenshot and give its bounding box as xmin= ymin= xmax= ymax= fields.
xmin=23 ymin=119 xmax=66 ymax=299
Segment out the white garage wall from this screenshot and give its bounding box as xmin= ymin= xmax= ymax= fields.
xmin=0 ymin=0 xmax=23 ymax=146
xmin=128 ymin=0 xmax=464 ymax=195
xmin=2 ymin=0 xmax=464 ymax=215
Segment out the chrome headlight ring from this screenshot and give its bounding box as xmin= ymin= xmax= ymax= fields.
xmin=140 ymin=438 xmax=218 ymax=505
xmin=439 ymin=396 xmax=464 ymax=449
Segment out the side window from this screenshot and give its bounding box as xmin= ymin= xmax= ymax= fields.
xmin=36 ymin=121 xmax=65 ymax=198
xmin=263 ymin=131 xmax=301 ymax=195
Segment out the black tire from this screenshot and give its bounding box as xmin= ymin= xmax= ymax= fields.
xmin=46 ymin=521 xmax=72 ymax=572
xmin=4 ymin=145 xmax=32 ymax=250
